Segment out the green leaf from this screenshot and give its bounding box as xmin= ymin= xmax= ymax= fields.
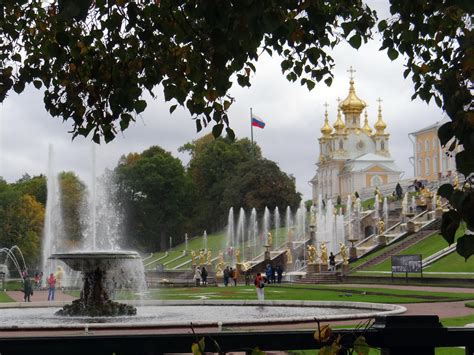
xmin=348 ymin=34 xmax=362 ymax=49
xmin=134 ymin=100 xmax=147 ymax=114
xmin=387 ymin=48 xmax=399 ymax=61
xmin=455 ymin=150 xmax=474 ymax=177
xmin=226 ymin=127 xmax=235 ymax=140
xmin=324 ymin=77 xmax=333 ymax=86
xmin=441 ymin=210 xmax=461 ymax=245
xmin=169 ymin=104 xmax=178 ymax=114
xmin=438 ymin=184 xmax=454 ymax=200
xmin=191 ymin=343 xmax=201 ymax=355
xmin=378 ymin=20 xmax=388 ymax=32
xmin=120 ymin=113 xmax=133 ymax=131
xmin=33 ymin=80 xmax=42 ymax=89
xmin=55 ymin=32 xmax=70 ymax=46
xmin=437 ymin=122 xmax=453 ymax=147
xmin=212 ymin=123 xmax=224 ymax=138
xmin=353 ymin=336 xmax=370 ymax=355
xmin=306 ymin=80 xmax=315 ymax=91
xmin=456 ymin=235 xmax=474 ymax=261
xmin=251 ymin=347 xmax=265 ymax=355
xmin=196 ymin=119 xmax=202 ymax=132
xmin=13 ymin=81 xmax=25 ymax=94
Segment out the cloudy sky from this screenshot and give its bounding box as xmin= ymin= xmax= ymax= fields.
xmin=0 ymin=1 xmax=445 ymax=200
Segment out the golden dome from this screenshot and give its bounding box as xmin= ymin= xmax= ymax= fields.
xmin=339 ymin=67 xmax=366 ymax=114
xmin=362 ymin=110 xmax=372 ymax=135
xmin=320 ymin=105 xmax=333 ymax=137
xmin=374 ymin=98 xmax=387 ymax=134
xmin=333 ymin=106 xmax=345 ymax=133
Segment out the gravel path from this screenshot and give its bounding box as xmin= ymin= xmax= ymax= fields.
xmin=6 ymin=290 xmax=77 ymax=303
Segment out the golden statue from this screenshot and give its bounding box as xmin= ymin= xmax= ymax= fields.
xmin=215 ymin=262 xmax=224 ymax=277
xmin=288 ymin=228 xmax=294 ymax=242
xmin=436 ymin=195 xmax=442 ymax=208
xmin=453 ymin=174 xmax=460 ymax=190
xmin=55 ymin=266 xmax=64 ymax=288
xmin=219 ymin=251 xmax=225 ymax=264
xmin=191 ymin=250 xmax=196 ymax=265
xmin=285 ymin=248 xmax=293 ymax=264
xmin=320 ymin=242 xmax=328 ymax=265
xmin=235 ymin=248 xmax=241 ymax=264
xmin=199 ymin=250 xmax=206 ymax=265
xmin=267 ymin=232 xmax=273 ymax=246
xmin=339 ymin=242 xmax=349 ymax=265
xmin=207 ymin=250 xmax=212 ymax=265
xmin=307 ymin=245 xmax=317 ymax=264
xmin=377 ymin=219 xmax=385 ymax=234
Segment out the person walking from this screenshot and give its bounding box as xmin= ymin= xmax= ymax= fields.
xmin=201 ymin=266 xmax=208 ymax=286
xmin=223 ymin=266 xmax=230 ymax=287
xmin=276 ymin=265 xmax=283 ymax=284
xmin=329 ymin=252 xmax=336 ymax=271
xmin=193 ymin=266 xmax=201 ymax=287
xmin=254 ymin=273 xmax=266 ymax=301
xmin=22 ymin=275 xmax=33 ymax=302
xmin=265 ymin=264 xmax=273 ymax=284
xmin=232 ymin=267 xmax=238 ymax=287
xmin=47 ymin=273 xmax=56 ymax=301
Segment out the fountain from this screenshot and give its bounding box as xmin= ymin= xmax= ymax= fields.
xmin=0 ymin=246 xmax=28 ymax=279
xmin=46 ymin=146 xmax=146 ymax=317
xmin=202 ymin=230 xmax=208 ymax=251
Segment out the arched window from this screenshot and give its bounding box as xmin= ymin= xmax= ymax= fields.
xmin=418 ymin=142 xmax=422 ymax=152
xmin=418 ymin=159 xmax=422 ymax=176
xmin=425 ymin=140 xmax=430 ymax=152
xmin=371 ymin=175 xmax=382 ymax=187
xmin=433 ymin=157 xmax=438 ymax=175
xmin=425 ymin=157 xmax=430 ymax=175
xmin=381 ymin=140 xmax=385 ymax=150
xmin=339 ymin=139 xmax=343 ymax=150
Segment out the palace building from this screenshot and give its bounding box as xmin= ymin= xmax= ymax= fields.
xmin=408 ymin=118 xmax=458 ymax=181
xmin=311 ymin=68 xmax=402 ymax=201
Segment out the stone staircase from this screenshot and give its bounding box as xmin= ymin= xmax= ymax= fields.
xmin=351 ymin=219 xmax=441 ymax=272
xmin=296 ymin=272 xmax=342 ymax=284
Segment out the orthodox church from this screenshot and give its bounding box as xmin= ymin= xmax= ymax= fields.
xmin=311 ymin=68 xmax=402 ymax=201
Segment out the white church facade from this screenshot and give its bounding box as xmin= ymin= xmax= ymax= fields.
xmin=311 ymin=69 xmax=402 ymax=201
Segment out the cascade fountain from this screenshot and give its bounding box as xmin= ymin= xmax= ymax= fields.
xmin=274 ymin=207 xmax=280 ymax=247
xmin=0 ymin=246 xmax=28 ymax=279
xmin=236 ymin=208 xmax=246 ymax=261
xmin=249 ymin=208 xmax=257 ymax=251
xmin=48 ymin=146 xmax=146 ymax=317
xmin=203 ymin=230 xmax=208 ymax=251
xmin=383 ymin=197 xmax=389 ymax=227
xmin=226 ymin=207 xmax=235 ymax=250
xmin=374 ymin=195 xmax=380 ymax=219
xmin=263 ymin=206 xmax=270 ymax=244
xmin=285 ymin=206 xmax=293 ymax=242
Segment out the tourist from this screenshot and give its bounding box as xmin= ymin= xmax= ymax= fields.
xmin=47 ymin=273 xmax=56 ymax=301
xmin=193 ymin=266 xmax=201 ymax=287
xmin=329 ymin=252 xmax=336 ymax=271
xmin=201 ymin=266 xmax=208 ymax=286
xmin=265 ymin=264 xmax=273 ymax=283
xmin=223 ymin=266 xmax=230 ymax=287
xmin=254 ymin=272 xmax=266 ymax=301
xmin=22 ymin=275 xmax=33 ymax=302
xmin=244 ymin=269 xmax=252 ymax=286
xmin=229 ymin=267 xmax=235 ymax=286
xmin=276 ymin=265 xmax=283 ymax=284
xmin=232 ymin=267 xmax=238 ymax=287
xmin=34 ymin=272 xmax=41 ymax=289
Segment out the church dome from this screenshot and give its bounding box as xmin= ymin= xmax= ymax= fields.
xmin=362 ymin=110 xmax=372 ymax=135
xmin=320 ymin=107 xmax=333 ymax=137
xmin=333 ymin=107 xmax=345 ymax=133
xmin=339 ymin=78 xmax=367 ymax=114
xmin=374 ymin=99 xmax=387 ymax=134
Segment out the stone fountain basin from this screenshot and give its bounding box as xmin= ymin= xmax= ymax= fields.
xmin=0 ymin=300 xmax=406 ymax=329
xmin=49 ymin=251 xmax=140 ymax=271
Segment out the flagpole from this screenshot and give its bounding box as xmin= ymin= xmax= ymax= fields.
xmin=250 ymin=107 xmax=254 ymax=157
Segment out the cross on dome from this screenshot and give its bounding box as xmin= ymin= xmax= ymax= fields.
xmin=347 ymin=66 xmax=356 ymax=80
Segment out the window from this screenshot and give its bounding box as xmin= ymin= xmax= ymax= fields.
xmin=339 ymin=139 xmax=343 ymax=150
xmin=433 ymin=157 xmax=438 ymax=174
xmin=381 ymin=140 xmax=385 ymax=150
xmin=425 ymin=157 xmax=430 ymax=175
xmin=418 ymin=142 xmax=422 ymax=152
xmin=425 ymin=140 xmax=430 ymax=152
xmin=371 ymin=175 xmax=382 ymax=187
xmin=418 ymin=159 xmax=422 ymax=176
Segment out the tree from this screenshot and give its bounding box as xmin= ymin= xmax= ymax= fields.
xmin=114 ymin=146 xmax=193 ymax=251
xmin=222 ymin=158 xmax=301 ymax=213
xmin=58 ymin=171 xmax=86 ymax=245
xmin=12 ymin=174 xmax=47 ymax=205
xmin=0 ymin=189 xmax=45 ymax=267
xmin=180 ymin=135 xmax=260 ymax=231
xmin=0 ymin=1 xmax=471 ymax=257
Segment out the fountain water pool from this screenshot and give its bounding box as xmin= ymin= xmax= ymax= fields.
xmin=0 ymin=300 xmax=405 ymax=329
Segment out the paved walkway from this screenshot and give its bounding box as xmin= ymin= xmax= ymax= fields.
xmin=332 ymin=284 xmax=474 ymax=294
xmin=6 ymin=290 xmax=77 ymax=303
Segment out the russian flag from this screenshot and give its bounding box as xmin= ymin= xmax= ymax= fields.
xmin=251 ymin=114 xmax=266 ymax=129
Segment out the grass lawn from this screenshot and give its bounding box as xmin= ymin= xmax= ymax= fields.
xmin=137 ymin=284 xmax=474 ymax=303
xmin=0 ymin=291 xmax=14 ymax=302
xmin=426 ymin=249 xmax=474 ymax=273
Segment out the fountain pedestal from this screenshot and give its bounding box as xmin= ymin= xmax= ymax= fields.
xmin=378 ymin=234 xmax=387 ymax=246
xmin=320 ymin=264 xmax=328 ymax=272
xmin=342 ymin=264 xmax=350 ymax=275
xmin=50 ymin=251 xmax=140 ymax=317
xmin=348 ymin=238 xmax=358 ymax=259
xmin=263 ymin=245 xmax=271 ymax=261
xmin=307 ymin=263 xmax=320 ymax=274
